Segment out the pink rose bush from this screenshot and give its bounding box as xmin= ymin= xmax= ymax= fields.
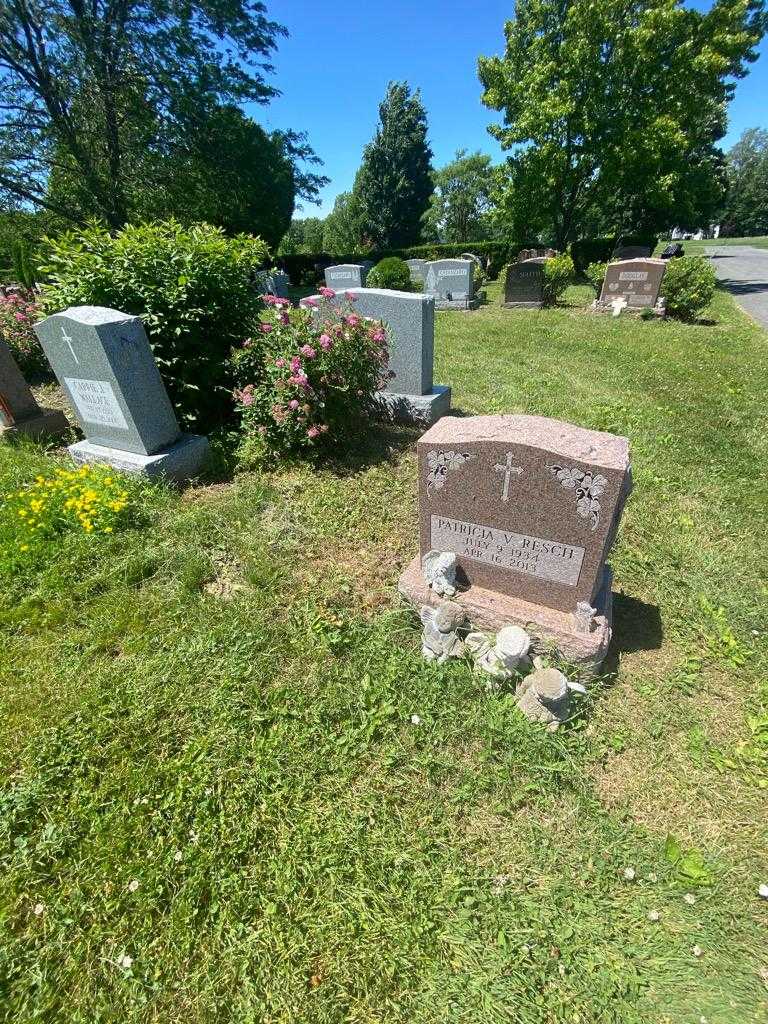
xmin=0 ymin=292 xmax=49 ymax=377
xmin=230 ymin=294 xmax=390 ymax=455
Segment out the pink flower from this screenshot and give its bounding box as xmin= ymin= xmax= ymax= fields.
xmin=275 ymin=357 xmax=286 ymax=368
xmin=288 ymin=399 xmax=300 ymax=410
xmin=14 ymin=312 xmax=26 ymax=322
xmin=307 ymin=426 xmax=320 ymax=439
xmin=346 ymin=314 xmax=360 ymax=327
xmin=289 ymin=355 xmax=302 ymax=373
xmin=344 ymin=291 xmax=357 ymax=301
xmin=262 ymin=294 xmax=280 ymax=305
xmin=242 ymin=392 xmax=254 ymax=407
xmin=371 ymin=328 xmax=386 ymax=343
xmin=300 ymin=344 xmax=316 ymax=359
xmin=303 ymin=297 xmax=318 ymax=308
xmin=319 ymin=287 xmax=336 ymax=298
xmin=319 ymin=334 xmax=332 ymax=350
xmin=260 ymin=323 xmax=273 ymax=333
xmin=279 ymin=312 xmax=290 ymax=325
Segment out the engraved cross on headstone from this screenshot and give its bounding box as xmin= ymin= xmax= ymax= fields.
xmin=494 ymin=451 xmax=523 ymax=502
xmin=62 ymin=326 xmax=78 ymax=363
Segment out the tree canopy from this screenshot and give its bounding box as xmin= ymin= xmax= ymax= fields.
xmin=353 ymin=82 xmax=433 ymax=249
xmin=722 ymin=128 xmax=768 ymax=237
xmin=0 ymin=0 xmax=326 ymax=235
xmin=424 ymin=149 xmax=496 ymax=243
xmin=479 ymin=0 xmax=766 ymax=246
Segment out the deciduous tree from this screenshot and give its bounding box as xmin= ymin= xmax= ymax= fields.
xmin=479 ymin=0 xmax=766 ymax=246
xmin=424 ymin=149 xmax=496 ymax=242
xmin=722 ymin=128 xmax=768 ymax=236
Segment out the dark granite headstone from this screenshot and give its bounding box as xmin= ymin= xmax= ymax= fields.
xmin=599 ymin=258 xmax=666 ymax=310
xmin=503 ymin=260 xmax=545 ymax=308
xmin=615 ymin=245 xmax=652 ymax=260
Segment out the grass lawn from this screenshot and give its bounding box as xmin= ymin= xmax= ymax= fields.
xmin=1 ymin=280 xmax=767 ymax=1023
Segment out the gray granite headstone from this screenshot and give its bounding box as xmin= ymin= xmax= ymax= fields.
xmin=299 ymin=288 xmax=450 ymax=426
xmin=34 ymin=306 xmax=208 ymax=481
xmin=598 ymin=258 xmax=666 ymax=311
xmin=256 ymin=270 xmax=290 ymax=298
xmin=503 ymin=259 xmax=545 ymax=308
xmin=406 ymin=259 xmax=428 ymax=285
xmin=0 ymin=335 xmax=68 ymax=440
xmin=424 ymin=260 xmax=475 ymax=309
xmin=324 ymin=264 xmax=368 ymax=290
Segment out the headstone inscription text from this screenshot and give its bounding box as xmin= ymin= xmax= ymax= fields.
xmin=431 ymin=514 xmax=585 ymax=586
xmin=64 ymin=377 xmax=129 ymax=429
xmin=599 ymin=258 xmax=666 ymax=309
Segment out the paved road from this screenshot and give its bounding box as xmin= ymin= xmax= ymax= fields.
xmin=704 ymin=245 xmax=768 ymax=329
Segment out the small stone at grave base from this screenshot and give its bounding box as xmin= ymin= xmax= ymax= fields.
xmin=400 ymin=555 xmax=612 ymax=676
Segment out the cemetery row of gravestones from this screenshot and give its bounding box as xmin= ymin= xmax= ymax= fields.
xmin=326 ymin=259 xmax=479 ymax=310
xmin=2 ymin=276 xmax=633 ymax=722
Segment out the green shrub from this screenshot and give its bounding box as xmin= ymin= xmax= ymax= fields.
xmin=473 ymin=262 xmax=487 ymax=294
xmin=662 ymin=256 xmax=716 ymax=321
xmin=366 ymin=257 xmax=413 ymax=291
xmin=12 ymin=241 xmax=37 ymax=289
xmin=39 ymin=220 xmax=270 ymax=429
xmin=542 ymin=252 xmax=575 ymax=305
xmin=230 ymin=295 xmax=389 ymax=457
xmin=585 ymin=261 xmax=608 ymax=295
xmin=571 ymin=234 xmax=657 ymax=274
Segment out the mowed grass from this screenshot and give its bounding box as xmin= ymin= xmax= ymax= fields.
xmin=1 ymin=280 xmax=767 ymax=1023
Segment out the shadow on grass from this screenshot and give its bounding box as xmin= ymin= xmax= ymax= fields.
xmin=601 ymin=591 xmax=664 ymax=678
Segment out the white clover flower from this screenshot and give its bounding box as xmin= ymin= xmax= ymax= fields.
xmin=758 ymin=883 xmax=768 ymax=899
xmin=33 ymin=903 xmax=45 ymax=916
xmin=118 ymin=954 xmax=133 ymax=970
xmin=692 ymin=945 xmax=703 ymax=958
xmin=623 ymin=867 xmax=636 ymax=881
xmin=647 ymin=909 xmax=660 ymax=922
xmin=127 ymin=879 xmax=139 ymax=893
xmin=174 ymin=850 xmax=183 ymax=863
xmin=410 ymin=714 xmax=421 ymax=725
xmin=684 ymin=893 xmax=696 ymax=905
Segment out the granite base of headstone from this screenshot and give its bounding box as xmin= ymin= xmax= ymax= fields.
xmin=424 ymin=260 xmax=478 ymax=310
xmin=503 ymin=258 xmax=546 ymax=309
xmin=300 ymin=287 xmax=451 ymax=427
xmin=398 ymin=414 xmax=632 ymax=675
xmin=34 ymin=306 xmax=209 ymax=484
xmin=0 ymin=336 xmax=69 ymax=441
xmin=591 ymin=258 xmax=667 ymax=317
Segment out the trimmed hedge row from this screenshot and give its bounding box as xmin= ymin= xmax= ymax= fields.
xmin=280 ymin=235 xmax=659 ymax=285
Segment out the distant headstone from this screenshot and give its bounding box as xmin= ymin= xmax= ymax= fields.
xmin=459 ymin=252 xmax=482 ymax=265
xmin=615 ymin=245 xmax=652 ymax=260
xmin=324 ymin=264 xmax=368 ymax=290
xmin=398 ymin=414 xmax=633 ymax=672
xmin=300 ymin=288 xmax=450 ymax=426
xmin=34 ymin=306 xmax=209 ymax=482
xmin=424 ymin=259 xmax=476 ymax=309
xmin=660 ymin=243 xmax=684 ymax=260
xmin=256 ymin=270 xmax=290 ymax=298
xmin=406 ymin=259 xmax=428 ymax=285
xmin=0 ymin=336 xmax=69 ymax=441
xmin=595 ymin=258 xmax=666 ymax=315
xmin=503 ymin=259 xmax=546 ymax=308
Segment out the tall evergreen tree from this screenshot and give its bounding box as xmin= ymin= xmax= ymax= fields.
xmin=353 ymin=82 xmax=433 ymax=249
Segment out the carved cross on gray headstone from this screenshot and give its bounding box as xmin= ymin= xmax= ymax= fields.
xmin=494 ymin=451 xmax=523 ymax=502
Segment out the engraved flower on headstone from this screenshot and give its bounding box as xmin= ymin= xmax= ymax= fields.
xmin=548 ymin=466 xmax=607 ymax=531
xmin=426 ymin=450 xmax=475 ymax=493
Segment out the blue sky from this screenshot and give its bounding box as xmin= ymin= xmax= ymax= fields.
xmin=256 ymin=0 xmax=768 ymax=218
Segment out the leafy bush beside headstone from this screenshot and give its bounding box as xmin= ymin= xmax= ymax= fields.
xmin=585 ymin=261 xmax=608 ymax=295
xmin=662 ymin=256 xmax=716 ymax=321
xmin=38 ymin=220 xmax=269 ymax=429
xmin=366 ymin=257 xmax=413 ymax=291
xmin=542 ymin=252 xmax=575 ymax=305
xmin=230 ymin=294 xmax=391 ymax=457
xmin=0 ymin=292 xmax=49 ymax=377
